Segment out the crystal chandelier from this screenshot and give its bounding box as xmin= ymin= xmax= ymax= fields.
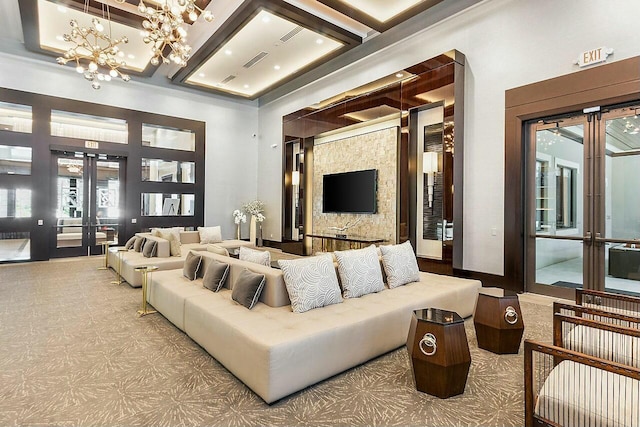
xmin=56 ymin=8 xmax=130 ymax=90
xmin=138 ymin=1 xmax=213 ymax=67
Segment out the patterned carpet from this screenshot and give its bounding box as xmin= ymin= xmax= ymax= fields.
xmin=0 ymin=257 xmax=554 ymax=426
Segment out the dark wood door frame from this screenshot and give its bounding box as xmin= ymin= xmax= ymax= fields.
xmin=504 ymin=56 xmax=640 ymax=293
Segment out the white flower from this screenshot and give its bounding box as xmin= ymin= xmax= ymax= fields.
xmin=233 ymin=209 xmax=247 ymax=224
xmin=242 ymin=200 xmax=265 ymax=217
xmin=255 ymin=213 xmax=265 ymax=223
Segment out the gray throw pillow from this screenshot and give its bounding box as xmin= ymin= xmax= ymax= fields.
xmin=133 ymin=236 xmax=146 ymax=252
xmin=142 ymin=239 xmax=157 ymax=258
xmin=124 ymin=236 xmax=136 ymax=250
xmin=278 ymin=254 xmax=343 ymax=313
xmin=335 ymin=244 xmax=385 ymax=298
xmin=183 ymin=251 xmax=202 ymax=280
xmin=379 ymin=240 xmax=420 ymax=288
xmin=232 ymin=268 xmax=266 ymax=309
xmin=203 ymin=259 xmax=230 ymax=292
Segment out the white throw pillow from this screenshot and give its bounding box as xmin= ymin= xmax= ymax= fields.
xmin=379 ymin=240 xmax=420 ymax=288
xmin=239 ymin=246 xmax=271 ymax=266
xmin=278 ymin=254 xmax=343 ymax=313
xmin=151 ymin=227 xmax=182 ymax=244
xmin=334 ymin=245 xmax=385 ymax=298
xmin=198 ymin=226 xmax=222 ymax=244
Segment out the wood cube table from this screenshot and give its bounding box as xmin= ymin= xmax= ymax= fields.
xmin=473 ymin=288 xmax=524 ymax=354
xmin=406 ymin=308 xmax=471 ymax=398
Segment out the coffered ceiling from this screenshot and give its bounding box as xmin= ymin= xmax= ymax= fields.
xmin=11 ymin=0 xmax=466 ymax=100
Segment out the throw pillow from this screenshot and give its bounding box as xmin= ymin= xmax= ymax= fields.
xmin=124 ymin=236 xmax=136 ymax=250
xmin=183 ymin=251 xmax=202 ymax=280
xmin=133 ymin=236 xmax=146 ymax=252
xmin=278 ymin=254 xmax=343 ymax=313
xmin=203 ymin=259 xmax=230 ymax=292
xmin=380 ymin=240 xmax=420 ymax=288
xmin=142 ymin=239 xmax=157 ymax=258
xmin=157 ymin=230 xmax=181 ymax=257
xmin=239 ymin=246 xmax=271 ymax=266
xmin=198 ymin=226 xmax=222 ymax=244
xmin=335 ymin=244 xmax=385 ymax=298
xmin=232 ymin=268 xmax=266 ymax=310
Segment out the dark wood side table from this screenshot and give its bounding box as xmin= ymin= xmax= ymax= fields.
xmin=473 ymin=288 xmax=524 ymax=354
xmin=406 ymin=308 xmax=471 ymax=398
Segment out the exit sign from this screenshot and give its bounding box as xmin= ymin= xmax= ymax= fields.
xmin=575 ymin=47 xmax=613 ymax=68
xmin=85 ymin=140 xmax=99 ymax=149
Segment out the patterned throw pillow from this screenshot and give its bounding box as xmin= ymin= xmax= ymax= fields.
xmin=379 ymin=240 xmax=420 ymax=288
xmin=334 ymin=245 xmax=385 ymax=298
xmin=232 ymin=268 xmax=266 ymax=309
xmin=239 ymin=246 xmax=271 ymax=266
xmin=157 ymin=230 xmax=181 ymax=257
xmin=142 ymin=239 xmax=157 ymax=258
xmin=278 ymin=254 xmax=343 ymax=313
xmin=203 ymin=259 xmax=230 ymax=292
xmin=198 ymin=226 xmax=222 ymax=244
xmin=183 ymin=251 xmax=202 ymax=280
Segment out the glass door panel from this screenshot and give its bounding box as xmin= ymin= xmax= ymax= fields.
xmin=600 ymin=107 xmax=640 ymax=294
xmin=95 ymin=159 xmax=121 ymax=246
xmin=55 ymin=155 xmax=85 ymax=251
xmin=531 ymin=116 xmax=588 ymax=294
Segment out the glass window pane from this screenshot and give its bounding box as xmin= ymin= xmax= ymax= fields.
xmin=51 ymin=110 xmax=128 ymax=144
xmin=0 ymin=189 xmax=32 ymax=218
xmin=0 ymin=101 xmax=32 ymax=133
xmin=141 ymin=158 xmax=195 ymax=183
xmin=0 ymin=145 xmax=32 ymax=175
xmin=0 ymin=231 xmax=30 ymax=261
xmin=141 ymin=193 xmax=194 ymax=216
xmin=142 ymin=124 xmax=195 ymax=151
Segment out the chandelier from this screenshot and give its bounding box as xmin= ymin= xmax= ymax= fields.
xmin=56 ymin=7 xmax=131 ymax=90
xmin=138 ymin=1 xmax=213 ymax=67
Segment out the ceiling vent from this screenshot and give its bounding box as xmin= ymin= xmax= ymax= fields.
xmin=280 ymin=26 xmax=303 ymax=43
xmin=243 ymin=51 xmax=269 ymax=69
xmin=220 ymin=75 xmax=236 ymax=84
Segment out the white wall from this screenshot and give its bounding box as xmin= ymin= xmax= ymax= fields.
xmin=257 ymin=0 xmax=640 ymax=275
xmin=0 ymin=52 xmax=260 ymax=239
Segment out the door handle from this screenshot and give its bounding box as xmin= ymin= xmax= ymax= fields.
xmin=583 ymin=231 xmax=592 ymax=245
xmin=594 ymin=232 xmax=606 ymax=246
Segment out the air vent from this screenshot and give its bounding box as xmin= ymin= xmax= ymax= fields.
xmin=280 ymin=26 xmax=303 ymax=43
xmin=220 ymin=75 xmax=236 ymax=84
xmin=243 ymin=51 xmax=268 ymax=69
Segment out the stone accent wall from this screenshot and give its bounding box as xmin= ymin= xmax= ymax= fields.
xmin=312 ymin=127 xmax=398 ymax=252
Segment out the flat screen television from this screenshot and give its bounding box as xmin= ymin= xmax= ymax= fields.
xmin=322 ymin=169 xmax=377 ymax=214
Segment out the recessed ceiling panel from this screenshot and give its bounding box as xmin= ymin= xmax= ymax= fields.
xmin=338 ymin=0 xmax=427 ymax=23
xmin=37 ymin=0 xmax=154 ymax=72
xmin=185 ymin=10 xmax=343 ymax=97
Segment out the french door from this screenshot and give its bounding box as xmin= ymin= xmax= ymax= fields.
xmin=52 ymin=151 xmax=125 ymax=257
xmin=528 ymin=103 xmax=640 ymax=297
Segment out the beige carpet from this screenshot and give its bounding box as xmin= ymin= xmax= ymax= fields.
xmin=0 ymin=258 xmax=554 ymax=426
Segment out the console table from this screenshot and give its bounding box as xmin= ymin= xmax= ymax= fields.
xmin=307 ymin=232 xmax=384 ymax=251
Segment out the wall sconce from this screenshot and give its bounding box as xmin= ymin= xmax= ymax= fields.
xmin=423 ymin=151 xmax=438 ymax=209
xmin=292 ymin=170 xmax=300 ymax=186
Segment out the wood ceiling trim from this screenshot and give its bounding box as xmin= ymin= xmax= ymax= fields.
xmin=18 ymin=0 xmax=157 ymax=77
xmin=316 ymin=0 xmax=445 ymax=32
xmin=171 ymin=0 xmax=362 ymax=100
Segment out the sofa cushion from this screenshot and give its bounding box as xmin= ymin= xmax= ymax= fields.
xmin=155 ymin=229 xmax=181 ymax=257
xmin=142 ymin=239 xmax=157 ymax=258
xmin=232 ymin=268 xmax=266 ymax=309
xmin=203 ymin=259 xmax=230 ymax=292
xmin=278 ymin=254 xmax=342 ymax=313
xmin=207 ymin=244 xmax=230 ymax=257
xmin=335 ymin=245 xmax=385 ymax=298
xmin=379 ymin=240 xmax=420 ymax=289
xmin=151 ymin=227 xmax=182 ymax=243
xmin=198 ymin=226 xmax=222 ymax=244
xmin=239 ymin=246 xmax=271 ymax=266
xmin=133 ymin=236 xmax=146 ymax=252
xmin=124 ymin=236 xmax=136 ymax=250
xmin=183 ymin=251 xmax=203 ymax=280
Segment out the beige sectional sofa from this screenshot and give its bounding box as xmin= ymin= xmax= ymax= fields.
xmin=148 ymin=250 xmax=482 ymax=403
xmin=108 ymin=231 xmax=250 ymax=288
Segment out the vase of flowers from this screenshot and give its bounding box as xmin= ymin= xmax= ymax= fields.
xmin=242 ymin=200 xmax=265 ymax=245
xmin=233 ymin=209 xmax=246 ymax=240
